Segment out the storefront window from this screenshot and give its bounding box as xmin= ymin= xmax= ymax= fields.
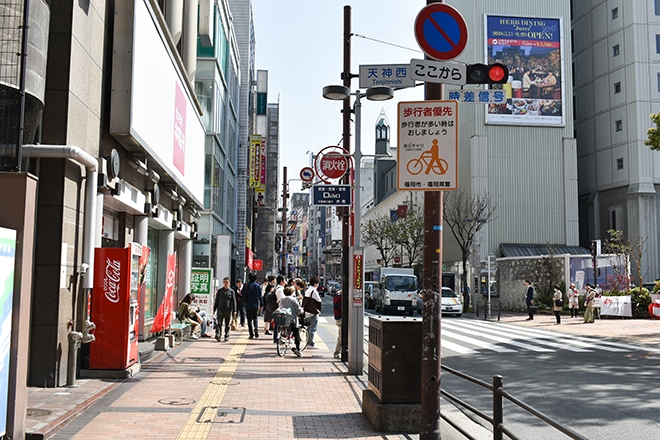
xmin=146 ymin=228 xmax=159 ymax=318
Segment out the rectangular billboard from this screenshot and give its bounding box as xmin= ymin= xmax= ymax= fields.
xmin=485 ymin=15 xmax=564 ymax=127
xmin=110 ymin=0 xmax=206 ymax=205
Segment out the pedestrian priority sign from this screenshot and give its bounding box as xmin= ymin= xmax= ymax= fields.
xmin=397 ymin=100 xmax=458 ymax=191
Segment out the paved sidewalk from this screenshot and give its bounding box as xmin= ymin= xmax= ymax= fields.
xmin=24 ymin=312 xmax=660 ymax=439
xmin=25 ymin=321 xmax=466 ymax=439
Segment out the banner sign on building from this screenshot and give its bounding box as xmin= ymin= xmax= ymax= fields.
xmin=485 ymin=15 xmax=564 ymax=127
xmin=0 ymin=227 xmax=16 ymax=437
xmin=249 ymin=135 xmax=262 ymax=188
xmin=397 ymin=100 xmax=458 ymax=190
xmin=190 ymin=268 xmax=213 ymax=316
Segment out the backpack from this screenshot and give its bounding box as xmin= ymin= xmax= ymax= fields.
xmin=265 ymin=290 xmax=278 ymax=312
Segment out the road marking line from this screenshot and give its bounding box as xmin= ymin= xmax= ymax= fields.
xmin=176 ymin=334 xmax=248 ymax=440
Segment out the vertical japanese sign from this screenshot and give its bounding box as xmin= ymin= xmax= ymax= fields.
xmin=190 ymin=268 xmax=213 ymax=316
xmin=173 ymin=83 xmax=186 ymax=174
xmin=352 ymin=249 xmax=363 ymax=307
xmin=397 ymin=100 xmax=458 ymax=190
xmin=485 ymin=15 xmax=564 ymax=126
xmin=0 ymin=227 xmax=16 ymax=437
xmin=249 ymin=135 xmax=262 ymax=188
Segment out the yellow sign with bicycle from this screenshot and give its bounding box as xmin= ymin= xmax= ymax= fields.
xmin=397 ymin=100 xmax=458 ymax=190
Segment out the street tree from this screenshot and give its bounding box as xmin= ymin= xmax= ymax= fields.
xmin=602 ymin=228 xmax=648 ymax=290
xmin=644 ymin=111 xmax=660 ymax=150
xmin=391 ymin=205 xmax=424 ymax=269
xmin=443 ymin=190 xmax=497 ymax=308
xmin=362 ymin=215 xmax=397 ymax=268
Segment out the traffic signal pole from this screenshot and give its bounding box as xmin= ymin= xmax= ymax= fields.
xmin=421 ymin=1 xmax=443 ymax=438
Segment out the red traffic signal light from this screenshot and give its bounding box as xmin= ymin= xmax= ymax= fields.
xmin=466 ymin=63 xmax=509 ymax=85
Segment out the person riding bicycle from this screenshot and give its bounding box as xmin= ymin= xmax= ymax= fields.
xmin=280 ymin=286 xmax=302 ymax=357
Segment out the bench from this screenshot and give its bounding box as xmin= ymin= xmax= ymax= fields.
xmin=169 ymin=322 xmax=192 ymax=343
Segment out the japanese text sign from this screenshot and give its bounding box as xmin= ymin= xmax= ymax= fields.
xmin=397 ymin=100 xmax=458 ymax=191
xmin=359 ymin=64 xmax=416 ymax=89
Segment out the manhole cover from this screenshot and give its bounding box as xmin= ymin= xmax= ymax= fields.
xmin=158 ymin=398 xmax=196 ymax=406
xmin=27 ymin=408 xmax=52 ymax=418
xmin=216 ymin=407 xmax=245 ymax=423
xmin=210 ymin=379 xmax=240 ymax=386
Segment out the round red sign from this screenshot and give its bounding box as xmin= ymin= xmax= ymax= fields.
xmin=394 ymin=256 xmax=401 ymax=264
xmin=319 ymin=153 xmax=348 ymax=180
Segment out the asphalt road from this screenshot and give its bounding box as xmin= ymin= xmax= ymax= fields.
xmin=315 ymin=295 xmax=660 ymax=440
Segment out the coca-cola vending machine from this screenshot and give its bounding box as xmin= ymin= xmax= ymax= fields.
xmin=90 ymin=243 xmax=146 ymax=370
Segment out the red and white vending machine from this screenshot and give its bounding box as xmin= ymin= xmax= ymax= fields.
xmin=90 ymin=243 xmax=147 ymax=370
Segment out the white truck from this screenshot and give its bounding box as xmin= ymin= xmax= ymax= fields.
xmin=374 ymin=268 xmax=419 ymax=315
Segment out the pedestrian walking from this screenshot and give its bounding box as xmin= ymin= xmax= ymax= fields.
xmin=234 ymin=279 xmax=245 ymax=326
xmin=213 ymin=277 xmax=236 ymax=341
xmin=263 ymin=284 xmax=278 ymax=336
xmin=302 ymin=276 xmax=322 ymax=347
xmin=524 ymin=280 xmax=535 ymax=320
xmin=584 ymin=284 xmax=595 ymax=323
xmin=568 ymin=282 xmax=579 ymax=318
xmin=271 ymin=275 xmax=287 ymax=343
xmin=244 ymin=273 xmax=264 ymax=338
xmin=333 ymin=288 xmax=342 ymax=359
xmin=262 ymin=275 xmax=276 ymax=335
xmin=553 ymin=285 xmax=563 ymax=325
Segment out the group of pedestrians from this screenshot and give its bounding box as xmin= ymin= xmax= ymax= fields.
xmin=524 ymin=280 xmax=597 ymax=325
xmin=181 ymin=273 xmax=324 ymax=357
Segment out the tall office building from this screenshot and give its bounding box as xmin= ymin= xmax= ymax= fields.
xmin=572 ymin=1 xmax=659 ymax=280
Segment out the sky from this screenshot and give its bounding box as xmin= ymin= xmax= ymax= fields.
xmin=252 ymin=0 xmax=429 ymax=193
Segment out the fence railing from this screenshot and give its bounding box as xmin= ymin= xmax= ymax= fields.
xmin=440 ymin=364 xmax=588 ymax=440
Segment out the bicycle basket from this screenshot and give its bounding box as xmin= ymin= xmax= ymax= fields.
xmin=273 ymin=308 xmax=293 ymax=326
xmin=299 ymin=315 xmax=311 ymax=327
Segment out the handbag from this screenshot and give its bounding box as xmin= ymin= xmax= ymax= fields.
xmin=230 ymin=315 xmax=237 ymax=331
xmin=555 ymin=299 xmax=564 ymax=307
xmin=299 ymin=315 xmax=311 ymax=327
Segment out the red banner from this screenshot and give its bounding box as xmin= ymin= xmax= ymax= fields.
xmin=252 ymin=259 xmax=263 ymax=271
xmin=150 ymin=253 xmax=176 ymax=333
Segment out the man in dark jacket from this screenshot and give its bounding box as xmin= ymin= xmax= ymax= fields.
xmin=525 ymin=280 xmax=535 ymax=321
xmin=214 ymin=277 xmax=236 ymax=341
xmin=244 ymin=273 xmax=264 ymax=339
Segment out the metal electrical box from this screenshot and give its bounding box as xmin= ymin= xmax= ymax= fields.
xmin=367 ymin=316 xmax=422 ymax=403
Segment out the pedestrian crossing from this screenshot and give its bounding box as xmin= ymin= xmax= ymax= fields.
xmin=362 ymin=315 xmax=660 ymax=356
xmin=439 ymin=319 xmax=660 ymax=356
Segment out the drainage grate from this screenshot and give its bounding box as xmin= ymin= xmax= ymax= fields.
xmin=27 ymin=408 xmax=52 ymax=418
xmin=158 ymin=398 xmax=196 ymax=406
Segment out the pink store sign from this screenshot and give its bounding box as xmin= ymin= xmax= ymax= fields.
xmin=173 ymin=83 xmax=186 ymax=175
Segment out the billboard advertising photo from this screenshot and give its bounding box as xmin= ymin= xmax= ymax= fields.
xmin=485 ymin=15 xmax=564 ymax=127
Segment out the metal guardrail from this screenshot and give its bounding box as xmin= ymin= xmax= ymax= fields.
xmin=474 ymin=299 xmax=501 ymax=321
xmin=440 ymin=364 xmax=588 ymax=440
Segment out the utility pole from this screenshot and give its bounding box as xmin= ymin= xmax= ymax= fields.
xmin=340 ymin=5 xmax=352 ymax=363
xmin=421 ymin=1 xmax=443 ymax=437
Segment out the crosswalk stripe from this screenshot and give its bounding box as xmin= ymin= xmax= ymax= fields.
xmin=442 ymin=329 xmax=517 ymax=353
xmin=461 ymin=320 xmax=591 ymax=352
xmin=443 ymin=321 xmax=554 ymax=352
xmin=441 ymin=339 xmax=479 ymax=354
xmin=468 ymin=320 xmax=633 ymax=352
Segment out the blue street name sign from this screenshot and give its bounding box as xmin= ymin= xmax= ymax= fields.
xmin=312 ymin=185 xmax=352 ymax=206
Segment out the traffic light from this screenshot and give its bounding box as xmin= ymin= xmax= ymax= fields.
xmin=590 ymin=240 xmax=597 ymax=257
xmin=466 ymin=63 xmax=509 ymax=85
xmin=275 ymin=236 xmax=282 ymax=252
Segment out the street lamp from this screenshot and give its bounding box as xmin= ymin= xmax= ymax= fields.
xmin=322 ymin=84 xmax=393 ymax=375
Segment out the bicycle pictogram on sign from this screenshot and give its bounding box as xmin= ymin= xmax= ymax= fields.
xmin=406 ymin=139 xmax=448 ymax=175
